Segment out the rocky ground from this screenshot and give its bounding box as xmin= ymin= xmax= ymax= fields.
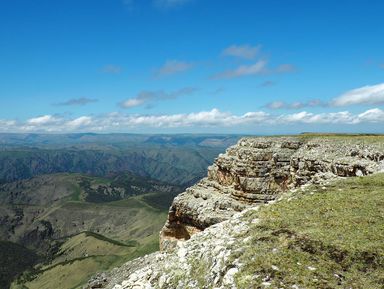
xmin=85 ymin=136 xmax=384 ymax=289
xmin=87 ymin=206 xmax=257 ymax=289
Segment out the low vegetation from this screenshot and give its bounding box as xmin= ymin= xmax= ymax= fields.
xmin=12 ymin=231 xmax=160 ymax=289
xmin=235 ymin=173 xmax=384 ymax=288
xmin=0 ymin=172 xmax=171 ymax=289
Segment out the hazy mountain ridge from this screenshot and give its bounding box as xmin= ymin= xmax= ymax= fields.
xmin=0 ymin=133 xmax=241 ymax=186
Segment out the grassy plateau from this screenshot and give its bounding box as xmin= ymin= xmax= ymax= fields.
xmin=235 ymin=173 xmax=384 ymax=288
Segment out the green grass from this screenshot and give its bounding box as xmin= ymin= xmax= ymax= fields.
xmin=235 ymin=173 xmax=384 ymax=289
xmin=15 ymin=255 xmax=121 ymax=289
xmin=13 ymin=228 xmax=161 ymax=289
xmin=9 ymin=190 xmax=168 ymax=289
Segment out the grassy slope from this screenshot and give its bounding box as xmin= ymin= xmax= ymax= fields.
xmin=235 ymin=173 xmax=384 ymax=288
xmin=0 ymin=173 xmax=173 ymax=246
xmin=1 ymin=173 xmax=169 ymax=289
xmin=11 ymin=197 xmax=167 ymax=289
xmin=16 ymin=232 xmax=153 ymax=289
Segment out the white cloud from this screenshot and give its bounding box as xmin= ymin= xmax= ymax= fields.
xmin=1 ymin=108 xmax=383 ymax=133
xmin=121 ymin=98 xmax=146 ymax=108
xmin=358 ymin=108 xmax=384 ymax=122
xmin=66 ymin=116 xmax=92 ymax=128
xmin=155 ymin=60 xmax=193 ymax=77
xmin=27 ymin=115 xmax=59 ymax=125
xmin=222 ymin=45 xmax=261 ymax=60
xmin=213 ymin=60 xmax=267 ymax=79
xmin=332 ymin=83 xmax=384 ymax=106
xmin=279 ymin=111 xmax=357 ymax=124
xmin=119 ymin=87 xmax=197 ymax=109
xmin=0 ymin=120 xmax=16 ymax=132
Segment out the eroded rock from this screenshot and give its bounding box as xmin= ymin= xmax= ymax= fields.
xmin=160 ymin=137 xmax=384 ymax=249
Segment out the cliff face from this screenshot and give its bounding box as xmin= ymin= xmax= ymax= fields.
xmin=160 ymin=137 xmax=384 ymax=250
xmin=85 ymin=136 xmax=384 ymax=289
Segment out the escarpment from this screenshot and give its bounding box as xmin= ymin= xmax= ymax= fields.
xmin=160 ymin=136 xmax=384 ymax=250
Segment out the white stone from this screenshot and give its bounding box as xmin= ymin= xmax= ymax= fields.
xmin=222 ymin=267 xmax=239 ymax=286
xmin=355 ymin=169 xmax=363 ymax=176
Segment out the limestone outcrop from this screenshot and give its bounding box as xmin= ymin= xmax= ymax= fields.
xmin=160 ymin=137 xmax=384 ymax=250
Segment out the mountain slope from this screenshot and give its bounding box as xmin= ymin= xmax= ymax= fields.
xmin=94 ymin=173 xmax=384 ymax=289
xmin=0 ymin=173 xmax=175 ymax=289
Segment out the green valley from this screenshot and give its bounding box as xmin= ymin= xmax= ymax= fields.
xmin=0 ymin=173 xmax=173 ymax=289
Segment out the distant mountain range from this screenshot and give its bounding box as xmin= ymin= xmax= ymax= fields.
xmin=0 ymin=133 xmax=241 ymax=148
xmin=0 ymin=133 xmax=242 ymax=186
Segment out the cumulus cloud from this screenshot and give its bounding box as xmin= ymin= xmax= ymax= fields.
xmin=0 ymin=120 xmax=17 ymax=132
xmin=278 ymin=111 xmax=358 ymax=124
xmin=55 ymin=97 xmax=98 ymax=106
xmin=66 ymin=116 xmax=93 ymax=128
xmin=119 ymin=87 xmax=197 ymax=109
xmin=266 ymin=83 xmax=384 ymax=110
xmin=332 ymin=83 xmax=384 ymax=106
xmin=222 ymin=45 xmax=261 ymax=60
xmin=358 ymin=108 xmax=384 ymax=122
xmin=213 ymin=60 xmax=267 ymax=79
xmin=155 ymin=60 xmax=193 ymax=77
xmin=154 ymin=0 xmax=192 ymax=9
xmin=101 ymin=65 xmax=122 ymax=74
xmin=27 ymin=115 xmax=60 ymax=125
xmin=1 ymin=108 xmax=383 ymax=133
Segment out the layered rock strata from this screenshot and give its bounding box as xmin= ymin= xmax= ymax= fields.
xmin=160 ymin=137 xmax=384 ymax=250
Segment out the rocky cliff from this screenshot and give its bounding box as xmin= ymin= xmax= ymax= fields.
xmin=160 ymin=137 xmax=384 ymax=250
xmin=85 ymin=136 xmax=384 ymax=289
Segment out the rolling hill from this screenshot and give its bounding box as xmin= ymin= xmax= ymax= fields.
xmin=0 ymin=172 xmax=177 ymax=289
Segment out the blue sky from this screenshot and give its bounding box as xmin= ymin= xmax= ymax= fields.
xmin=0 ymin=0 xmax=384 ymax=134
